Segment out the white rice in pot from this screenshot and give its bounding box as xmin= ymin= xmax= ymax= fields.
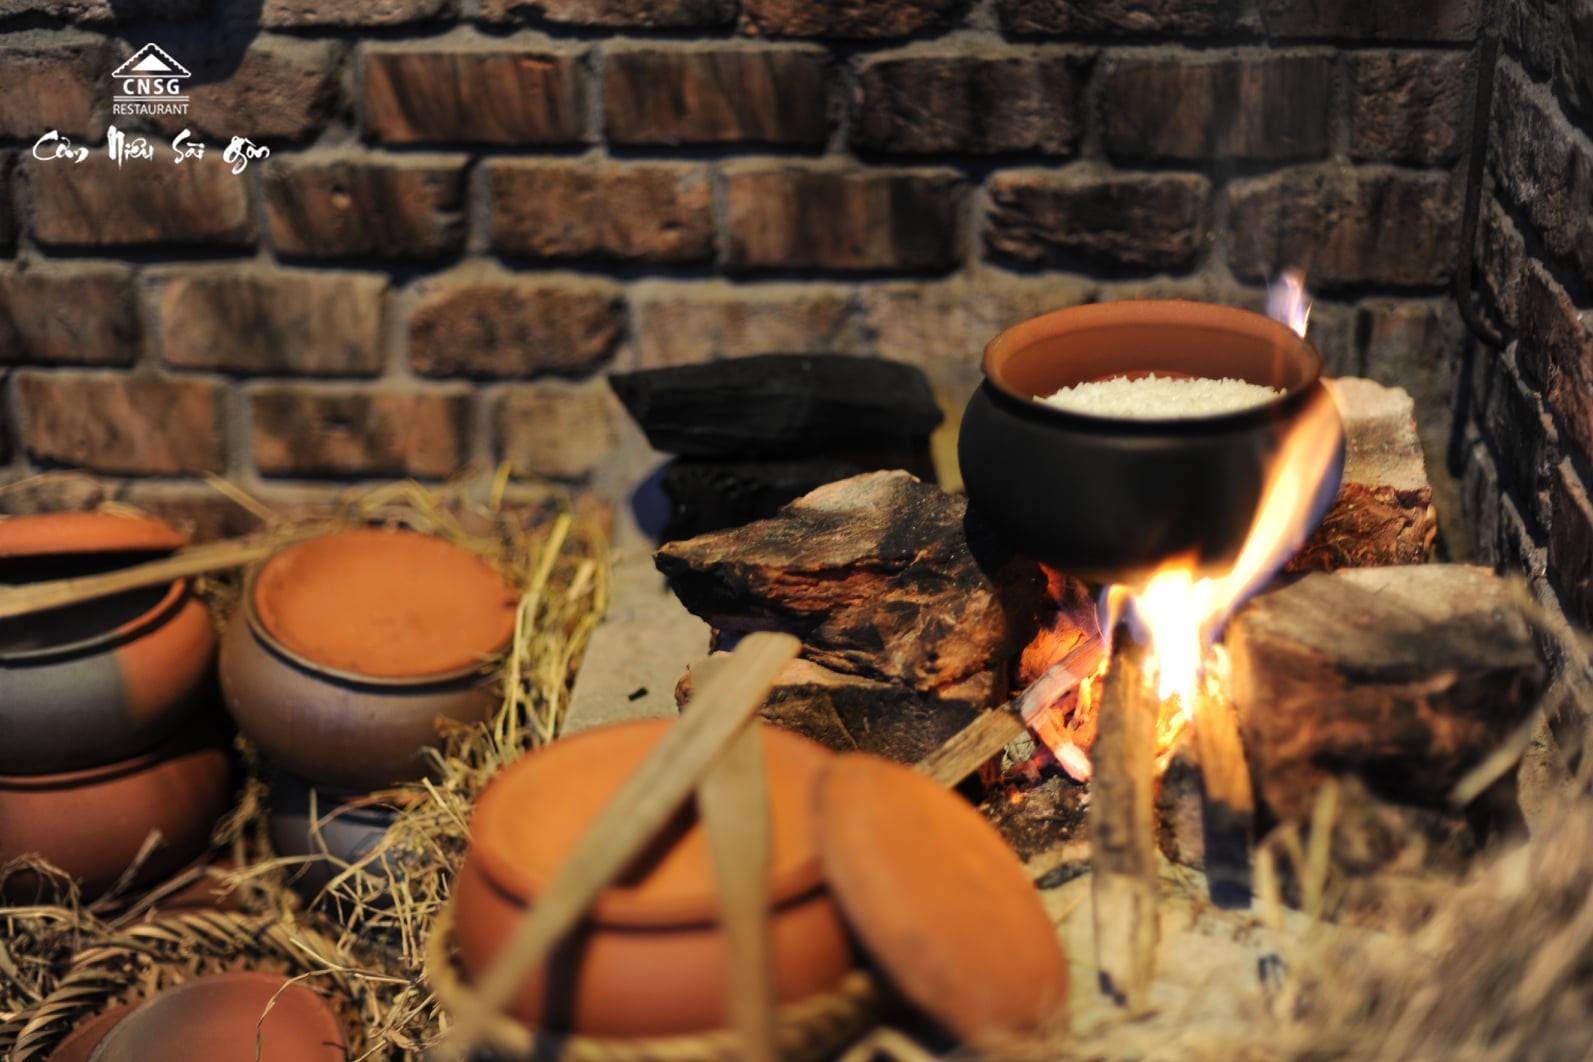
xmin=1038 ymin=373 xmax=1283 ymax=419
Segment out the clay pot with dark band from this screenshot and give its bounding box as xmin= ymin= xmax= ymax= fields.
xmin=0 ymin=727 xmax=234 ymax=904
xmin=0 ymin=512 xmax=217 ymax=775
xmin=220 ymin=527 xmax=517 ymax=791
xmin=958 ymin=300 xmax=1344 ymax=586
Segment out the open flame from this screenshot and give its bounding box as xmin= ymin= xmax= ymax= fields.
xmin=1021 ymin=273 xmax=1340 ymax=778
xmin=1109 ymin=271 xmax=1338 ymax=712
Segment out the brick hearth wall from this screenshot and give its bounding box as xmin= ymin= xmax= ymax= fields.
xmin=0 ymin=0 xmax=1478 ymax=546
xmin=1458 ymin=0 xmax=1593 ymax=709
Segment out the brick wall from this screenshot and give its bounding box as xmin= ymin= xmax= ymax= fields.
xmin=0 ymin=0 xmax=1476 ymax=545
xmin=1459 ymin=0 xmax=1593 ymax=689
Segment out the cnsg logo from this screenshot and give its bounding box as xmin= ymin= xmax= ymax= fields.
xmin=111 ymin=43 xmax=191 ymax=116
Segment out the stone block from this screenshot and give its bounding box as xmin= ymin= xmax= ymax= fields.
xmin=0 ymin=30 xmax=112 ymax=140
xmin=996 ymin=0 xmax=1243 ymax=36
xmin=1549 ymin=460 xmax=1593 ymax=631
xmin=254 ymin=0 xmax=454 ymax=26
xmin=1260 ymin=0 xmax=1479 ymax=40
xmin=628 ymin=280 xmax=864 ymax=368
xmin=742 ymin=0 xmax=961 ymax=38
xmin=478 ymin=0 xmax=735 ymax=26
xmin=147 ymin=36 xmax=343 ymax=143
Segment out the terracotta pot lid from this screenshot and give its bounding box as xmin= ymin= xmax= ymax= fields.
xmin=470 ymin=717 xmax=833 ymax=928
xmin=816 ymin=754 xmax=1069 ymax=1043
xmin=85 ymin=972 xmax=346 ymax=1062
xmin=0 ymin=511 xmax=186 ymax=559
xmin=46 ymin=1002 xmax=138 ymax=1062
xmin=252 ymin=527 xmax=518 ymax=679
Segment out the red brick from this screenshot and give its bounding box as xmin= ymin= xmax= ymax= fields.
xmin=855 ymin=50 xmax=1089 ymax=156
xmin=1483 ymin=352 xmax=1556 ymax=509
xmin=1491 ymin=64 xmax=1593 ymax=294
xmin=489 ymin=160 xmax=714 ymax=264
xmin=479 ymin=0 xmax=734 ymax=27
xmin=603 ymin=45 xmax=828 ymax=147
xmin=1226 ymin=165 xmax=1457 ymax=289
xmin=0 ymin=0 xmax=202 ymax=21
xmin=1477 ymin=197 xmax=1525 ymax=335
xmin=1260 ymin=0 xmax=1479 ymax=40
xmin=16 ymin=371 xmax=222 ymax=475
xmin=266 ymin=153 xmax=467 ymax=259
xmin=1516 ymin=260 xmax=1583 ymax=393
xmin=859 ymin=274 xmax=1096 ymax=403
xmin=0 ymin=30 xmax=113 ymax=140
xmin=1550 ymin=461 xmax=1593 ymax=631
xmin=147 ymin=37 xmax=343 ymax=143
xmin=496 ymin=378 xmax=622 ymax=481
xmin=361 ymin=44 xmax=588 ymax=146
xmin=1546 ymin=341 xmax=1593 ymax=483
xmin=258 ymin=0 xmax=453 ymax=26
xmin=30 ymin=154 xmax=254 ymax=248
xmin=985 ymin=169 xmax=1209 ymax=273
xmin=249 ymin=385 xmax=470 ymax=479
xmin=408 ymin=275 xmax=622 ymax=378
xmin=742 ymin=0 xmax=960 ymax=38
xmin=1349 ymin=51 xmax=1468 ymax=164
xmin=159 ymin=269 xmax=387 ymax=376
xmin=628 ymin=280 xmax=864 ymax=368
xmin=724 ymin=163 xmax=966 ymax=273
xmin=117 ymin=482 xmax=266 ymax=543
xmin=0 ymin=265 xmax=141 ymax=366
xmin=1102 ymin=52 xmax=1332 ymax=164
xmin=997 ymin=0 xmax=1242 ymax=36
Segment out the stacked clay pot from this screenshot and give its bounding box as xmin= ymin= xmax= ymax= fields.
xmin=0 ymin=512 xmax=231 ymax=904
xmin=220 ymin=526 xmax=517 ymax=894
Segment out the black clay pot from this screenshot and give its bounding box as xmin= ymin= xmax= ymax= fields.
xmin=958 ymin=300 xmax=1345 ymax=586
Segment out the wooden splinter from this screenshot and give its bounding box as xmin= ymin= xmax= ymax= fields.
xmin=1191 ymin=672 xmax=1256 ymax=907
xmin=1090 ymin=627 xmax=1160 ymax=1010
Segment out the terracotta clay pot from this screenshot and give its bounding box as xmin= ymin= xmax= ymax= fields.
xmin=85 ymin=972 xmax=346 ymax=1062
xmin=452 ymin=718 xmax=857 ymax=1038
xmin=268 ymin=770 xmax=399 ymax=899
xmin=0 ymin=511 xmax=217 ymax=774
xmin=46 ymin=1003 xmax=138 ymax=1062
xmin=958 ymin=300 xmax=1345 ymax=586
xmin=0 ymin=728 xmax=233 ymax=903
xmin=220 ymin=527 xmax=517 ymax=790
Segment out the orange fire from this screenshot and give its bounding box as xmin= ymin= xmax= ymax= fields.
xmin=1026 ymin=274 xmax=1339 ymax=770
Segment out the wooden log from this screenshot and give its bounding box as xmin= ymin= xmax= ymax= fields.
xmin=1090 ymin=628 xmax=1161 ymax=1009
xmin=1227 ymin=564 xmax=1545 ymax=824
xmin=1191 ymin=677 xmax=1254 ymax=906
xmin=1289 ymin=378 xmax=1437 ymax=572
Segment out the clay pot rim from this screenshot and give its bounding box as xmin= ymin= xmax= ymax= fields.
xmin=0 ymin=577 xmax=192 ymax=665
xmin=240 ymin=570 xmax=502 ymax=689
xmin=981 ymin=299 xmax=1322 ymax=430
xmin=0 ymin=511 xmax=186 ymax=559
xmin=0 ymin=728 xmax=217 ymax=791
xmin=469 ymin=720 xmax=829 ymax=928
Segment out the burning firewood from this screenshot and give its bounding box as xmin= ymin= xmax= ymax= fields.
xmin=1090 ymin=628 xmax=1162 ymax=1010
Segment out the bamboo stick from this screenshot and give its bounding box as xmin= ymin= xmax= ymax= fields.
xmin=1089 ymin=626 xmax=1160 ymax=1010
xmin=915 ymin=637 xmax=1104 ymax=788
xmin=440 ymin=631 xmax=801 ymax=1059
xmin=1192 ymin=673 xmax=1255 ymax=906
xmin=0 ymin=534 xmax=297 ymax=621
xmin=699 ymin=716 xmax=778 ymax=1062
